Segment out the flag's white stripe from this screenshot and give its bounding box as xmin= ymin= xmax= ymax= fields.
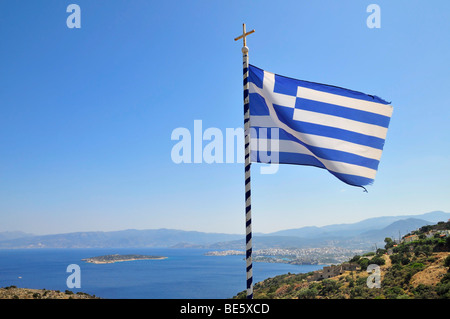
xmin=250 ymin=115 xmax=278 ymax=127
xmin=296 ymin=86 xmax=393 ymax=117
xmin=293 ymin=108 xmax=388 ymax=139
xmin=251 ymin=138 xmax=377 ymax=180
xmin=250 ymin=71 xmax=296 ymax=108
xmin=250 ymin=115 xmax=383 ymax=160
xmin=249 ymin=71 xmax=393 ymax=118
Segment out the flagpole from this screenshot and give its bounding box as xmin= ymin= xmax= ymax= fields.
xmin=234 ymin=23 xmax=255 ymax=299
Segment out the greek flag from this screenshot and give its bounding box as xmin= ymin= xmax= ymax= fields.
xmin=248 ymin=64 xmax=393 ymax=188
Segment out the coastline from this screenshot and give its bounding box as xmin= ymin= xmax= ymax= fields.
xmin=0 ymin=248 xmax=323 ymax=298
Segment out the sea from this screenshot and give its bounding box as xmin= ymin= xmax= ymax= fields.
xmin=0 ymin=248 xmax=325 ymax=299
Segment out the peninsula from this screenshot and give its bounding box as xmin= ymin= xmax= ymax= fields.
xmin=82 ymin=254 xmax=167 ymax=264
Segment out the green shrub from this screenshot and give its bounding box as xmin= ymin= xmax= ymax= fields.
xmin=319 ymin=279 xmax=341 ymax=296
xmin=356 ymin=277 xmax=367 ymax=286
xmin=390 ymin=253 xmax=410 ymax=265
xmin=414 ymin=245 xmax=433 ymax=257
xmin=297 ymin=287 xmax=318 ymax=299
xmin=409 ymin=262 xmax=425 ymax=271
xmin=435 ymin=282 xmax=450 ymax=299
xmin=384 ymin=238 xmax=394 ymax=249
xmin=370 ymin=256 xmax=386 ymax=266
xmin=384 ymin=286 xmax=405 ymax=299
xmin=443 ymin=255 xmax=450 ymax=268
xmin=358 ymin=258 xmax=370 ymax=271
xmin=363 ymin=252 xmax=375 ymax=257
xmin=412 ymin=284 xmax=437 ymax=299
xmin=440 ymin=273 xmax=450 ymax=284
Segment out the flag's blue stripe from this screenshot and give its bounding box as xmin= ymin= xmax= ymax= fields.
xmin=252 ymin=126 xmax=380 ymax=170
xmin=252 ymin=150 xmax=374 ymax=187
xmin=250 ymin=64 xmax=390 ymax=105
xmin=248 ymin=65 xmax=264 ymax=89
xmin=295 ymin=98 xmax=391 ymax=128
xmin=249 ymin=93 xmax=270 ymax=116
xmin=272 ymin=104 xmax=386 ymax=150
xmin=331 ymin=171 xmax=374 ymax=187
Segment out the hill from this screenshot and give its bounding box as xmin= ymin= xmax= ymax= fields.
xmin=267 ymin=211 xmax=448 ymax=239
xmin=356 ymin=218 xmax=434 ymax=243
xmin=214 ymin=211 xmax=450 ymax=250
xmin=0 ymin=286 xmax=99 ymax=299
xmin=0 ymin=229 xmax=242 ymax=249
xmin=0 ymin=211 xmax=448 ymax=250
xmin=234 ymin=220 xmax=450 ymax=299
xmin=0 ymin=231 xmax=34 ymax=241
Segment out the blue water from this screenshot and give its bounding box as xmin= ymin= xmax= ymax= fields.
xmin=0 ymin=248 xmax=324 ymax=299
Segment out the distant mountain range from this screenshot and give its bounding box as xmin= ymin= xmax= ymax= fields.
xmin=0 ymin=229 xmax=242 ymax=249
xmin=0 ymin=231 xmax=34 ymax=242
xmin=267 ymin=211 xmax=450 ymax=239
xmin=0 ymin=211 xmax=449 ymax=250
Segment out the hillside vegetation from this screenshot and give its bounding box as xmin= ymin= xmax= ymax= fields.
xmin=0 ymin=286 xmax=99 ymax=299
xmin=235 ymin=220 xmax=450 ymax=299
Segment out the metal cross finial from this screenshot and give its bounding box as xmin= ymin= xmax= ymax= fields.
xmin=234 ymin=23 xmax=255 ymax=47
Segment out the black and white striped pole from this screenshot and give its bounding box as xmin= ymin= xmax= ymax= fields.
xmin=234 ymin=23 xmax=255 ymax=299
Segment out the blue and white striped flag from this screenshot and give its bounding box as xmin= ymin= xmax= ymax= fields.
xmin=248 ymin=64 xmax=393 ymax=188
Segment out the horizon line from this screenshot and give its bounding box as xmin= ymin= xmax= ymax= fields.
xmin=2 ymin=210 xmax=447 ymax=237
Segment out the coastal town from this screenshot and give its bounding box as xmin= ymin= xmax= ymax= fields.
xmin=401 ymin=228 xmax=450 ymax=244
xmin=205 ymin=246 xmax=365 ymax=265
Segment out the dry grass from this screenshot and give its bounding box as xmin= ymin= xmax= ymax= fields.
xmin=410 ymin=252 xmax=450 ymax=287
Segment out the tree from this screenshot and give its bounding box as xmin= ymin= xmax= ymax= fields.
xmin=358 ymin=258 xmax=370 ymax=271
xmin=384 ymin=238 xmax=394 ymax=249
xmin=414 ymin=244 xmax=432 ymax=257
xmin=370 ymin=256 xmax=386 ymax=266
xmin=390 ymin=253 xmax=410 ymax=266
xmin=419 ymin=225 xmax=433 ymax=233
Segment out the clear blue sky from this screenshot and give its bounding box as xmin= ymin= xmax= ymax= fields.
xmin=1 ymin=0 xmax=449 ymax=235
